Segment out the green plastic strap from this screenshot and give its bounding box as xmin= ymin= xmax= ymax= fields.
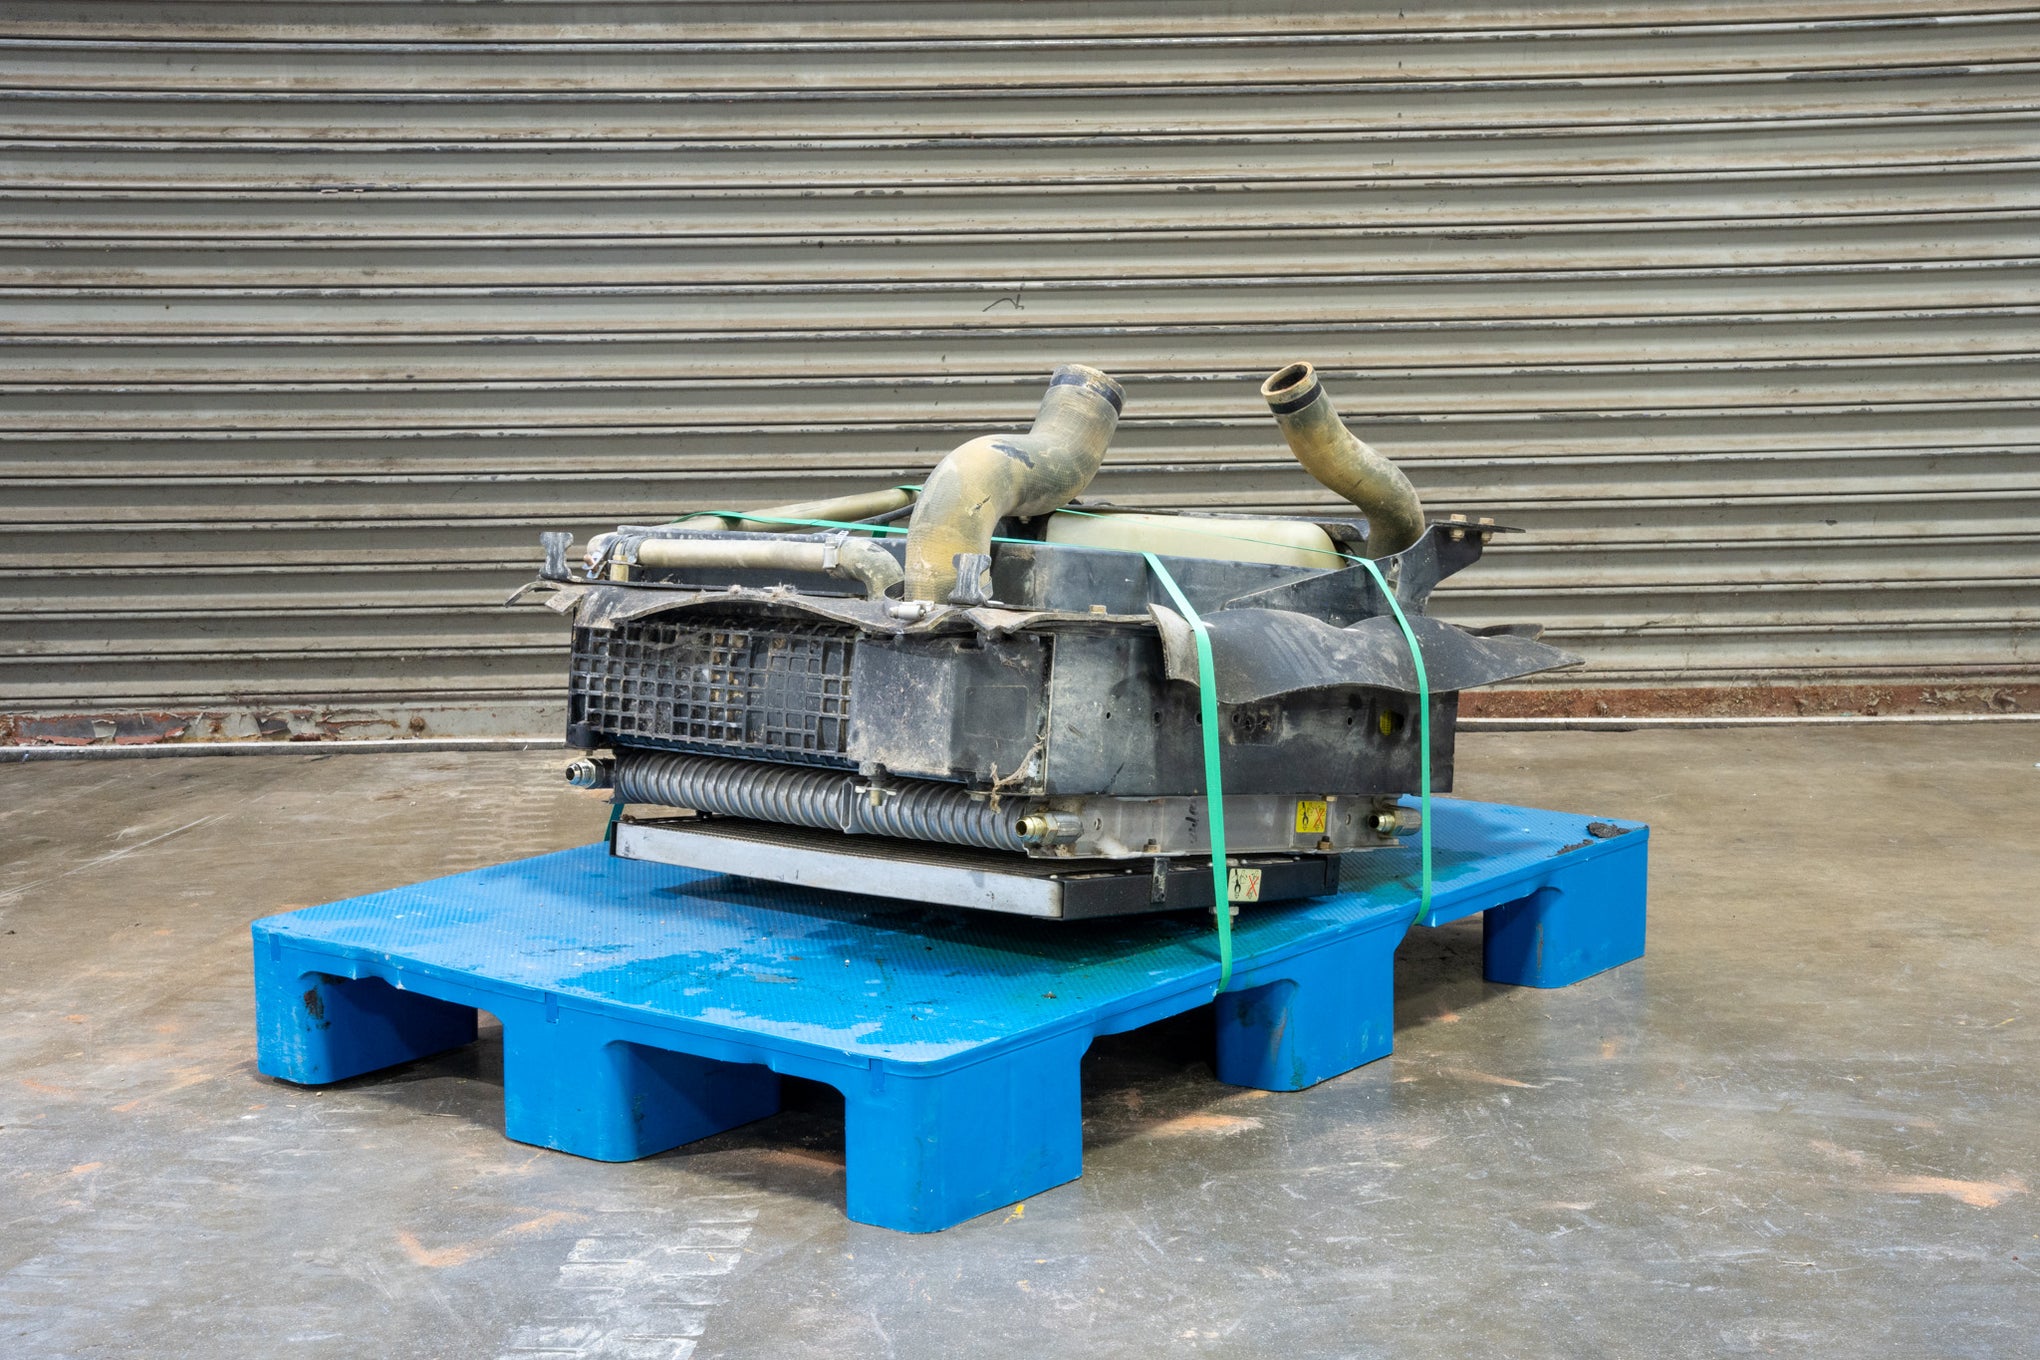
xmin=1351 ymin=560 xmax=1434 ymax=925
xmin=664 ymin=512 xmax=909 ymax=534
xmin=1142 ymin=551 xmax=1234 ymax=994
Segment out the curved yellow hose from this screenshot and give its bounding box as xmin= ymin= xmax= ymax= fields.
xmin=1261 ymin=362 xmax=1426 ymax=558
xmin=903 ymin=364 xmax=1124 ymax=601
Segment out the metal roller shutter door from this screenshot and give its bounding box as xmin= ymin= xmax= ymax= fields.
xmin=2 ymin=2 xmax=2034 ymax=743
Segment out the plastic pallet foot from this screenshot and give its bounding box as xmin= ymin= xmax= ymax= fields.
xmin=1483 ymin=839 xmax=1649 ymax=988
xmin=1214 ymin=914 xmax=1402 ymax=1091
xmin=255 ymin=962 xmax=477 ymax=1085
xmin=501 ymin=1007 xmax=781 ymax=1161
xmin=843 ymin=1031 xmax=1088 ymax=1233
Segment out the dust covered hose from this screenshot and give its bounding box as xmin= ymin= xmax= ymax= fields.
xmin=903 ymin=364 xmax=1124 ymax=601
xmin=1261 ymin=362 xmax=1425 ymax=557
xmin=612 ymin=749 xmax=1031 ymax=853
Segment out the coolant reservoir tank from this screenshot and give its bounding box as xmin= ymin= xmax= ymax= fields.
xmin=1043 ymin=511 xmax=1339 ymax=568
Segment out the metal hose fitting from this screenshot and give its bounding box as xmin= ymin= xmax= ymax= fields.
xmin=1014 ymin=811 xmax=1084 ymax=845
xmin=612 ymin=749 xmax=1032 ymax=853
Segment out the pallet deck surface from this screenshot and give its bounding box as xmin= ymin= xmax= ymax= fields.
xmin=252 ymin=797 xmax=1649 ymax=1232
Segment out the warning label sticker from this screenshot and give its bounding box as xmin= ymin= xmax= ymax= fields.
xmin=1293 ymin=799 xmax=1329 ymax=835
xmin=1226 ymin=867 xmax=1264 ymax=902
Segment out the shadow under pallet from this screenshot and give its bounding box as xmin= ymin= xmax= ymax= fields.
xmin=251 ymin=797 xmax=1648 ymax=1233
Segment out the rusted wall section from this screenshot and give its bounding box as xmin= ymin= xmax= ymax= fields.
xmin=0 ymin=702 xmax=564 ymax=747
xmin=1464 ymin=683 xmax=2035 ymax=720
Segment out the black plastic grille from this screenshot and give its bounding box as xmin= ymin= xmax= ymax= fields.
xmin=569 ymin=614 xmax=858 ymax=766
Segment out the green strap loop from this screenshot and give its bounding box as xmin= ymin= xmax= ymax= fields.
xmin=1352 ymin=560 xmax=1434 ymax=925
xmin=1142 ymin=552 xmax=1235 ymax=994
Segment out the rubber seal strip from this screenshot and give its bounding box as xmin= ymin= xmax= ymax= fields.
xmin=1264 ymin=383 xmax=1324 ymax=416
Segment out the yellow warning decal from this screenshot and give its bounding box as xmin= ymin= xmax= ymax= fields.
xmin=1294 ymin=799 xmax=1329 ymax=835
xmin=1227 ymin=867 xmax=1264 ymax=902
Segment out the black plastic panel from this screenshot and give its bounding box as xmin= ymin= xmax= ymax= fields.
xmin=569 ymin=614 xmax=860 ymax=768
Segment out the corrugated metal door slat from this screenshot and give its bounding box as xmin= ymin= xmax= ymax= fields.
xmin=1 ymin=3 xmax=2034 ymax=737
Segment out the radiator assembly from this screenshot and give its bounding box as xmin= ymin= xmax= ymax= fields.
xmin=523 ymin=363 xmax=1578 ymax=919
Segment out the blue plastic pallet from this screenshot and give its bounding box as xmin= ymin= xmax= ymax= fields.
xmin=251 ymin=797 xmax=1647 ymax=1232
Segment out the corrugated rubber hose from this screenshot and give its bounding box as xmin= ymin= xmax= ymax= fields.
xmin=612 ymin=749 xmax=1030 ymax=853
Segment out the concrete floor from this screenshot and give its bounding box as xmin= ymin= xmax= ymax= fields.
xmin=0 ymin=729 xmax=2034 ymax=1359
